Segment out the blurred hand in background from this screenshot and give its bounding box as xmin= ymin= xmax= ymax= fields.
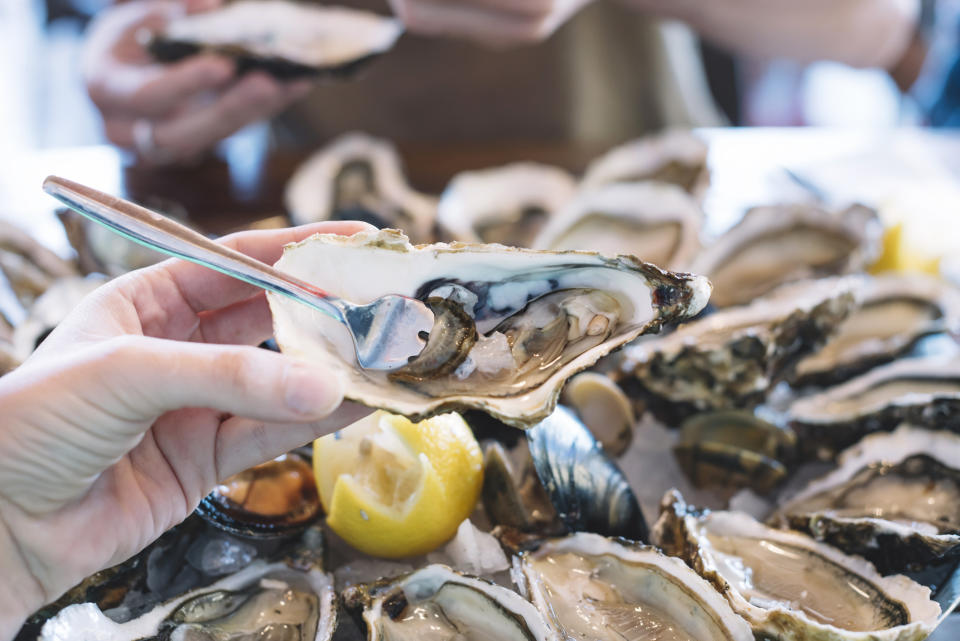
xmin=388 ymin=0 xmax=595 ymax=47
xmin=83 ymin=0 xmax=313 ymax=164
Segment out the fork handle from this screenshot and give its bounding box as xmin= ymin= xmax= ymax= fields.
xmin=43 ymin=176 xmax=346 ymax=322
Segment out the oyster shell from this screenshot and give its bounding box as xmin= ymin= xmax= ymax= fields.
xmin=149 ymin=1 xmax=402 ymax=79
xmin=618 ymin=277 xmax=855 ymax=423
xmin=12 ymin=275 xmax=109 ymax=360
xmin=652 ymin=490 xmax=941 ymax=641
xmin=343 ymin=564 xmax=554 ymax=641
xmin=772 ymin=425 xmax=960 ymax=574
xmin=792 ymin=274 xmax=960 ymax=386
xmin=531 ymin=182 xmax=702 ymax=270
xmin=268 ymin=229 xmax=710 ymax=427
xmin=581 ymin=129 xmax=710 ymax=199
xmin=690 ymin=203 xmax=882 ymax=308
xmin=285 ymin=133 xmax=438 ymax=243
xmin=788 ymin=356 xmax=960 ymax=459
xmin=513 ymin=532 xmax=753 ymax=641
xmin=437 ymin=163 xmax=576 ymax=247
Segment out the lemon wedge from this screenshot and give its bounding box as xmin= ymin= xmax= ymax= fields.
xmin=313 ymin=411 xmax=483 ymax=558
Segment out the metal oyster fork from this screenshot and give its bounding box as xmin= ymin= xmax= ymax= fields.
xmin=43 ymin=176 xmax=434 ymax=371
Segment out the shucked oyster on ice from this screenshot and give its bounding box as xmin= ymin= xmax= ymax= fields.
xmin=581 ymin=129 xmax=710 ymax=199
xmin=531 ymin=182 xmax=702 ymax=270
xmin=436 ymin=163 xmax=576 ymax=247
xmin=268 ymin=229 xmax=710 ymax=427
xmin=513 ymin=532 xmax=754 ymax=641
xmin=652 ymin=490 xmax=941 ymax=641
xmin=343 ymin=564 xmax=554 ymax=641
xmin=690 ymin=203 xmax=882 ymax=308
xmin=792 ymin=274 xmax=960 ymax=387
xmin=772 ymin=425 xmax=960 ymax=574
xmin=148 ymin=1 xmax=402 ymax=79
xmin=618 ymin=277 xmax=855 ymax=422
xmin=788 ymin=356 xmax=960 ymax=459
xmin=285 ymin=133 xmax=438 ymax=243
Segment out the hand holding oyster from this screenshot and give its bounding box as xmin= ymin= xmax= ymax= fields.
xmin=269 ymin=229 xmax=711 ymax=427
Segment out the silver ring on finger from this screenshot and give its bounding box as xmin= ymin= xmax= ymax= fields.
xmin=132 ymin=118 xmax=156 ymax=158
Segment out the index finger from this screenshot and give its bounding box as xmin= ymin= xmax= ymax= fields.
xmin=162 ymin=221 xmax=375 ymax=314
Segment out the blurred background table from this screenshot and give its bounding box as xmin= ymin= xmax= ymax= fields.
xmin=3 ymin=127 xmax=960 ymax=259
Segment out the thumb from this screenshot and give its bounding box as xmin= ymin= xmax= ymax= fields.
xmin=102 ymin=336 xmax=345 ymax=424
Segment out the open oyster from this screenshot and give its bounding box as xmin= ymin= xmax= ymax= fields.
xmin=268 ymin=229 xmax=710 ymax=427
xmin=618 ymin=277 xmax=855 ymax=423
xmin=285 ymin=133 xmax=437 ymax=243
xmin=772 ymin=425 xmax=960 ymax=574
xmin=531 ymin=182 xmax=702 ymax=270
xmin=148 ymin=1 xmax=402 ymax=79
xmin=513 ymin=532 xmax=753 ymax=641
xmin=581 ymin=129 xmax=710 ymax=199
xmin=690 ymin=203 xmax=882 ymax=308
xmin=343 ymin=564 xmax=554 ymax=641
xmin=788 ymin=356 xmax=960 ymax=459
xmin=39 ymin=523 xmax=337 ymax=641
xmin=436 ymin=163 xmax=576 ymax=247
xmin=652 ymin=490 xmax=941 ymax=641
xmin=792 ymin=274 xmax=960 ymax=386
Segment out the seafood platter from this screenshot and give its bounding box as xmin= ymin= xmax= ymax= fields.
xmin=11 ymin=129 xmax=960 ymax=640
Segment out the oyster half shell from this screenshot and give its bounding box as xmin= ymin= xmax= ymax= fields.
xmin=788 ymin=356 xmax=960 ymax=459
xmin=792 ymin=274 xmax=960 ymax=386
xmin=652 ymin=490 xmax=941 ymax=641
xmin=618 ymin=277 xmax=855 ymax=423
xmin=285 ymin=133 xmax=438 ymax=243
xmin=344 ymin=564 xmax=554 ymax=641
xmin=149 ymin=1 xmax=402 ymax=79
xmin=269 ymin=229 xmax=710 ymax=427
xmin=437 ymin=163 xmax=576 ymax=247
xmin=531 ymin=182 xmax=702 ymax=270
xmin=691 ymin=203 xmax=882 ymax=308
xmin=513 ymin=532 xmax=754 ymax=641
xmin=772 ymin=425 xmax=960 ymax=574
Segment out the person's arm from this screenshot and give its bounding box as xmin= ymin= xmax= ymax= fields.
xmin=624 ymin=0 xmax=921 ymax=70
xmin=0 ymin=222 xmax=373 ymax=640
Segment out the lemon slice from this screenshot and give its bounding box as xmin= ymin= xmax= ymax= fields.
xmin=313 ymin=411 xmax=483 ymax=558
xmin=870 ymin=223 xmax=940 ymax=275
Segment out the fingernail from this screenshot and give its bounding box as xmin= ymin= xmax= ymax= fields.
xmin=284 ymin=362 xmax=343 ymax=417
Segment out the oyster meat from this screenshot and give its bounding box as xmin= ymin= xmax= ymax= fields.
xmin=513 ymin=532 xmax=753 ymax=641
xmin=437 ymin=163 xmax=576 ymax=247
xmin=581 ymin=129 xmax=710 ymax=199
xmin=792 ymin=274 xmax=960 ymax=386
xmin=268 ymin=229 xmax=710 ymax=427
xmin=652 ymin=490 xmax=941 ymax=641
xmin=788 ymin=356 xmax=960 ymax=458
xmin=149 ymin=1 xmax=402 ymax=79
xmin=560 ymin=371 xmax=634 ymax=455
xmin=531 ymin=182 xmax=702 ymax=270
xmin=618 ymin=277 xmax=855 ymax=422
xmin=285 ymin=133 xmax=438 ymax=243
xmin=772 ymin=425 xmax=960 ymax=574
xmin=344 ymin=564 xmax=554 ymax=641
xmin=690 ymin=203 xmax=881 ymax=308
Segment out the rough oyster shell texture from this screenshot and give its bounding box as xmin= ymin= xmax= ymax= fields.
xmin=788 ymin=356 xmax=960 ymax=459
xmin=652 ymin=490 xmax=941 ymax=641
xmin=149 ymin=0 xmax=402 ymax=79
xmin=691 ymin=203 xmax=882 ymax=308
xmin=268 ymin=229 xmax=710 ymax=427
xmin=436 ymin=162 xmax=577 ymax=247
xmin=772 ymin=425 xmax=960 ymax=574
xmin=619 ymin=276 xmax=856 ymax=423
xmin=531 ymin=181 xmax=702 ymax=270
xmin=513 ymin=532 xmax=754 ymax=641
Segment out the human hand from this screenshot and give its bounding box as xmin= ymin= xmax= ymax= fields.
xmin=0 ymin=222 xmax=374 ymax=638
xmin=83 ymin=0 xmax=313 ymax=163
xmin=388 ymin=0 xmax=595 ymax=46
